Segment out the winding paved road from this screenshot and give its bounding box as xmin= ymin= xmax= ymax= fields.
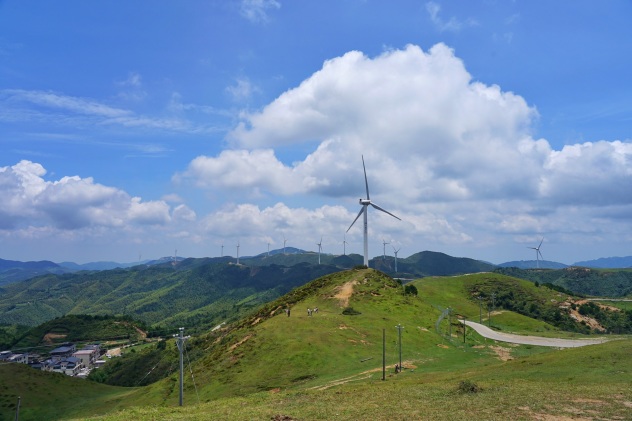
xmin=461 ymin=320 xmax=608 ymax=348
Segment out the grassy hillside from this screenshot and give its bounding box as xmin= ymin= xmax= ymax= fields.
xmin=496 ymin=266 xmax=632 ymax=297
xmin=77 ymin=338 xmax=632 ymax=421
xmin=7 ymin=314 xmax=147 ymax=351
xmin=4 ymin=269 xmax=632 ymax=420
xmin=0 ymin=261 xmax=341 ymax=329
xmin=0 ymin=363 xmax=136 ymax=421
xmin=77 ymin=269 xmax=631 ymax=420
xmin=0 ymin=252 xmax=498 ymax=331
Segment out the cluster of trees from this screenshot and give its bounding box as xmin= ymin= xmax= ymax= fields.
xmin=577 ymin=302 xmax=632 ymax=334
xmin=469 ymin=278 xmax=591 ymax=334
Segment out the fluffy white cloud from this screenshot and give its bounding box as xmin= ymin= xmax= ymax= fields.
xmin=178 ymin=43 xmax=632 ymax=261
xmin=541 ymin=140 xmax=632 ymax=205
xmin=0 ymin=160 xmax=171 ymax=230
xmin=188 ymin=44 xmax=631 ymax=209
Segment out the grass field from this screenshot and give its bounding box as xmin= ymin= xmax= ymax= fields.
xmin=78 ymin=338 xmax=632 ymax=420
xmin=4 ymin=269 xmax=631 ymax=420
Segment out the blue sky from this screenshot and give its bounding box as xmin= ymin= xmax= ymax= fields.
xmin=1 ymin=0 xmax=631 ymax=264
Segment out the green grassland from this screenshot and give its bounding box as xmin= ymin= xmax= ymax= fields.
xmin=78 ymin=338 xmax=632 ymax=420
xmin=0 ymin=363 xmax=136 ymax=421
xmin=3 ymin=269 xmax=632 ymax=420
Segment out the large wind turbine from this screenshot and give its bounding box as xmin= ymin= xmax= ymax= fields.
xmin=316 ymin=236 xmax=323 ymax=264
xmin=528 ymin=238 xmax=544 ymax=268
xmin=347 ymin=155 xmax=401 ymax=267
xmin=393 ymin=246 xmax=401 ymax=273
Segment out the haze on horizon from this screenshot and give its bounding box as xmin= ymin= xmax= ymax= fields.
xmin=1 ymin=1 xmax=631 ymax=265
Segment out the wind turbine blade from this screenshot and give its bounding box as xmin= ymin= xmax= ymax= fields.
xmin=538 ymin=250 xmax=544 ymax=260
xmin=370 ymin=203 xmax=401 ymax=221
xmin=347 ymin=207 xmax=365 ymax=232
xmin=538 ymin=237 xmax=544 ymax=248
xmin=362 ymin=155 xmax=370 ymax=200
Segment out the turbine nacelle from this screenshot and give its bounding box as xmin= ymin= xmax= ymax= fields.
xmin=360 ymin=199 xmax=371 ymax=205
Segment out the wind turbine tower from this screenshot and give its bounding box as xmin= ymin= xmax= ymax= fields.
xmin=221 ymin=243 xmax=224 ymax=258
xmin=172 ymin=249 xmax=177 ymax=266
xmin=393 ymin=246 xmax=401 ymax=273
xmin=528 ymin=238 xmax=544 ymax=269
xmin=382 ymin=239 xmax=390 ymax=261
xmin=343 ymin=234 xmax=348 ymax=256
xmin=236 ymin=241 xmax=240 ymax=265
xmin=317 ymin=236 xmax=323 ymax=264
xmin=267 ymin=242 xmax=270 ymax=257
xmin=283 ymin=236 xmax=287 ymax=255
xmin=347 ymin=155 xmax=401 ymax=267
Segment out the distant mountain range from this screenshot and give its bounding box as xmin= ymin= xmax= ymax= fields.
xmin=497 ymin=260 xmax=568 ymax=269
xmin=573 ymin=256 xmax=632 ymax=269
xmin=2 ymin=251 xmax=632 ymax=287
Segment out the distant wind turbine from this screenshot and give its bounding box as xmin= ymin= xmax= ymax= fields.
xmin=236 ymin=241 xmax=240 ymax=265
xmin=317 ymin=236 xmax=323 ymax=264
xmin=283 ymin=236 xmax=287 ymax=255
xmin=382 ymin=239 xmax=390 ymax=261
xmin=528 ymin=238 xmax=544 ymax=269
xmin=393 ymin=246 xmax=401 ymax=273
xmin=172 ymin=249 xmax=177 ymax=266
xmin=221 ymin=243 xmax=224 ymax=258
xmin=343 ymin=234 xmax=348 ymax=256
xmin=267 ymin=242 xmax=270 ymax=257
xmin=347 ymin=155 xmax=401 ymax=267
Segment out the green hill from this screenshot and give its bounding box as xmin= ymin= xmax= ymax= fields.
xmin=0 ymin=363 xmax=135 ymax=421
xmin=495 ymin=266 xmax=632 ymax=297
xmin=8 ymin=314 xmax=147 ymax=351
xmin=3 ymin=269 xmax=631 ymax=420
xmin=0 ymin=252 xmax=497 ymax=331
xmin=0 ymin=260 xmax=342 ymax=329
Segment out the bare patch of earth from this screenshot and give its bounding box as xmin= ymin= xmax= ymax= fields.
xmin=334 ymin=280 xmax=358 ymax=307
xmin=229 ymin=334 xmax=252 ymax=352
xmin=310 ymin=361 xmax=417 ymax=390
xmin=489 ymin=345 xmax=513 ymax=361
xmin=43 ymin=333 xmax=67 ymax=344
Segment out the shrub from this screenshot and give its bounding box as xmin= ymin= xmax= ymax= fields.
xmin=342 ymin=307 xmax=362 ymax=316
xmin=457 ymin=380 xmax=482 ymax=393
xmin=404 ymin=285 xmax=418 ymax=296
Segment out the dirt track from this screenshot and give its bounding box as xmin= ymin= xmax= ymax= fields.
xmin=461 ymin=320 xmax=608 ymax=348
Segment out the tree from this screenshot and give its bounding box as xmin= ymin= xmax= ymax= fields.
xmin=404 ymin=284 xmax=418 ymax=296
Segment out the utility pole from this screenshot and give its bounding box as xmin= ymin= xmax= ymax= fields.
xmin=489 ymin=293 xmax=496 ymax=327
xmin=14 ymin=396 xmax=20 ymax=421
xmin=382 ymin=328 xmax=386 ymax=381
xmin=395 ymin=324 xmax=404 ymax=371
xmin=448 ymin=308 xmax=452 ymax=338
xmin=174 ymin=327 xmax=190 ymax=406
xmin=477 ymin=296 xmax=483 ymax=323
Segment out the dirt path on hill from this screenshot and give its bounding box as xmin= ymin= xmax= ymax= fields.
xmin=461 ymin=320 xmax=608 ymax=348
xmin=334 ymin=280 xmax=358 ymax=307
